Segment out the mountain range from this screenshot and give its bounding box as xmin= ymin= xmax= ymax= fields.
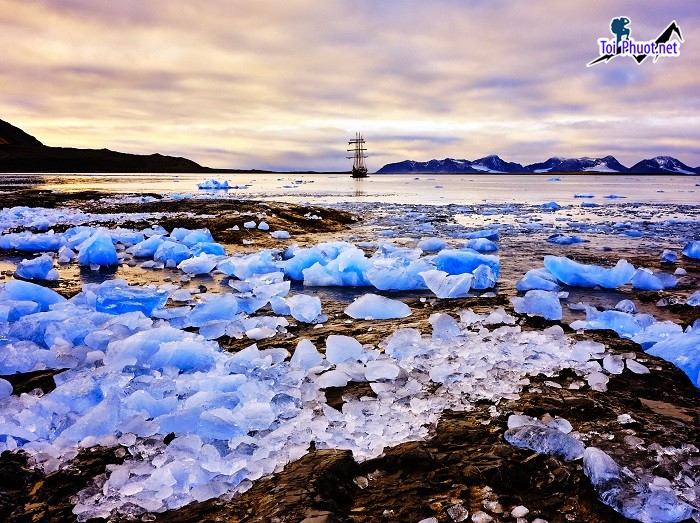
xmin=376 ymin=154 xmax=700 ymax=175
xmin=0 ymin=118 xmax=245 ymax=173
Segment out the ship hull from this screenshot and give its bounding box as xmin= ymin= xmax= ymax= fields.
xmin=351 ymin=167 xmax=368 ymax=178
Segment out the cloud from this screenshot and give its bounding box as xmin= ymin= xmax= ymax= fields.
xmin=0 ymin=0 xmax=697 ymax=170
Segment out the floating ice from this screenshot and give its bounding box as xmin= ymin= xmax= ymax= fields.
xmin=77 ymin=233 xmax=118 ymax=267
xmin=574 ymin=193 xmax=594 ymax=198
xmin=15 ymin=254 xmax=59 ymax=281
xmin=615 ymin=299 xmax=636 ymax=314
xmin=541 ymin=201 xmax=561 ymax=210
xmin=344 ymin=293 xmax=411 ymax=319
xmin=197 ymin=179 xmax=230 ymax=190
xmin=682 ymin=241 xmax=700 ymax=259
xmin=188 ymin=294 xmax=239 ymax=327
xmin=420 ymin=270 xmax=472 ymax=298
xmin=217 ymin=250 xmax=278 ymax=280
xmin=303 ymin=247 xmax=371 ymax=287
xmin=511 ymin=290 xmax=562 ymax=320
xmin=504 ymin=424 xmax=584 ymax=461
xmin=544 ymin=256 xmax=635 ymax=288
xmin=57 ymin=246 xmax=76 ymax=264
xmin=366 ymin=250 xmax=430 ymax=291
xmin=270 ymin=230 xmax=290 ymax=239
xmin=434 ymin=249 xmax=500 ymax=279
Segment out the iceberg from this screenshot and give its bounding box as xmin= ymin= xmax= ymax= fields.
xmin=547 ymin=233 xmax=585 ymax=245
xmin=511 ymin=290 xmax=562 ymax=320
xmin=325 ymin=335 xmax=364 ymax=364
xmin=417 ymin=237 xmax=446 ymax=252
xmin=153 ymin=241 xmax=191 ymax=265
xmin=544 ymin=256 xmax=635 ymax=288
xmin=631 ymin=268 xmax=677 ymax=291
xmin=127 ymin=235 xmax=165 ymax=257
xmin=197 ymin=179 xmax=230 ymax=190
xmin=344 ymin=293 xmax=411 ymax=319
xmin=646 ymin=330 xmax=700 ymax=388
xmin=541 ymin=201 xmax=561 ymax=210
xmin=178 ymin=253 xmax=219 ymax=275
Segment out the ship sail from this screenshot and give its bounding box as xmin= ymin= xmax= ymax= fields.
xmin=347 ymin=132 xmax=368 ymax=178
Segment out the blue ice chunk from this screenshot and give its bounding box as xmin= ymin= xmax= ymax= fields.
xmin=434 ymin=249 xmax=500 ymax=278
xmin=544 ymin=256 xmax=635 ymax=288
xmin=631 ymin=269 xmax=677 ymax=291
xmin=584 ymin=447 xmax=695 ymax=523
xmin=547 ymin=233 xmax=585 ymax=245
xmin=604 ymin=194 xmax=626 ymax=199
xmin=325 ymin=335 xmax=364 ymax=364
xmin=110 ymin=229 xmax=144 ymax=247
xmin=178 ymin=253 xmax=218 ymax=275
xmin=688 ymin=291 xmax=700 ymax=306
xmin=581 ymin=202 xmax=599 ymax=208
xmin=286 ymin=294 xmax=323 ymax=323
xmin=2 ymin=280 xmax=66 ymax=311
xmin=103 ymin=326 xmax=190 ymax=369
xmin=95 ymin=281 xmax=169 ymax=316
xmin=127 ymin=235 xmax=165 ymax=257
xmin=366 ymin=255 xmax=431 ymax=291
xmin=624 ymin=230 xmax=643 ymax=238
xmin=153 ymin=241 xmax=191 ymax=264
xmin=0 ymin=300 xmax=41 ymax=322
xmin=465 ymin=238 xmax=498 ymax=252
xmin=59 ymin=395 xmax=121 ymax=442
xmin=429 ymin=313 xmax=461 ymax=341
xmin=303 ymin=247 xmax=371 ymax=287
xmin=197 ymin=179 xmax=230 ymax=190
xmin=344 ymin=293 xmax=411 ymax=319
xmin=280 ymin=242 xmax=355 ymax=280
xmin=660 ymin=249 xmax=677 ymax=264
xmin=511 ymin=290 xmax=562 ymax=320
xmin=190 ymin=242 xmax=225 ymax=256
xmin=646 ymin=330 xmax=700 ymax=388
xmin=289 ymin=339 xmax=323 ymax=370
xmin=420 ymin=269 xmax=472 ymax=298
xmin=217 ymin=250 xmax=278 ymax=279
xmin=574 ymin=193 xmax=594 ymax=198
xmin=463 ymin=229 xmax=499 ymax=241
xmin=124 ymin=390 xmax=178 ymax=418
xmin=179 ymin=229 xmax=214 ymax=246
xmin=541 ymin=201 xmax=561 ymax=210
xmin=150 ymin=339 xmax=215 ymax=372
xmin=682 ymin=241 xmax=700 ymax=259
xmin=77 ymin=233 xmax=118 ymax=266
xmin=188 ymin=294 xmax=239 ymax=327
xmin=570 ymin=307 xmax=657 ymax=340
xmin=0 ymin=231 xmax=64 ymax=252
xmin=516 ymin=268 xmax=561 ymax=292
xmin=15 ymin=254 xmax=59 ymax=280
xmin=471 ymin=264 xmax=497 ymax=289
xmin=504 ymin=424 xmax=584 ymax=461
xmin=383 ymin=328 xmax=429 ymax=359
xmin=417 ymin=237 xmax=447 ymax=252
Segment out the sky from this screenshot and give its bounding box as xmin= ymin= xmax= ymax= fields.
xmin=1 ymin=0 xmax=698 ymax=171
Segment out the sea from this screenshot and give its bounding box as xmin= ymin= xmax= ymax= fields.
xmin=1 ymin=172 xmax=698 ymax=206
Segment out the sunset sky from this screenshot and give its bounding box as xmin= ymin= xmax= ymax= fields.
xmin=1 ymin=0 xmax=697 ymax=171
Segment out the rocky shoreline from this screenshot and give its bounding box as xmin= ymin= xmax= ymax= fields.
xmin=0 ymin=190 xmax=697 ymax=523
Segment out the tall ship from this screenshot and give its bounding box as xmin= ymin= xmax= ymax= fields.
xmin=347 ymin=132 xmax=368 ymax=178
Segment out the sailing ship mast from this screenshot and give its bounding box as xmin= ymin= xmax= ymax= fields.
xmin=347 ymin=132 xmax=368 ymax=178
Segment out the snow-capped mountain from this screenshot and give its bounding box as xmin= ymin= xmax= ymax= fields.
xmin=470 ymin=155 xmax=526 ymax=173
xmin=628 ymin=156 xmax=699 ymax=174
xmin=526 ymin=156 xmax=627 ymax=173
xmin=376 ymin=158 xmax=481 ymax=174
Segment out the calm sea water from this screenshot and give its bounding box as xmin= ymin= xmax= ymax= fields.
xmin=1 ymin=172 xmax=698 ymax=206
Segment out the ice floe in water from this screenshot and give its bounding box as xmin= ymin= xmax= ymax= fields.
xmin=511 ymin=290 xmax=562 ymax=320
xmin=15 ymin=254 xmax=59 ymax=281
xmin=682 ymin=241 xmax=700 ymax=259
